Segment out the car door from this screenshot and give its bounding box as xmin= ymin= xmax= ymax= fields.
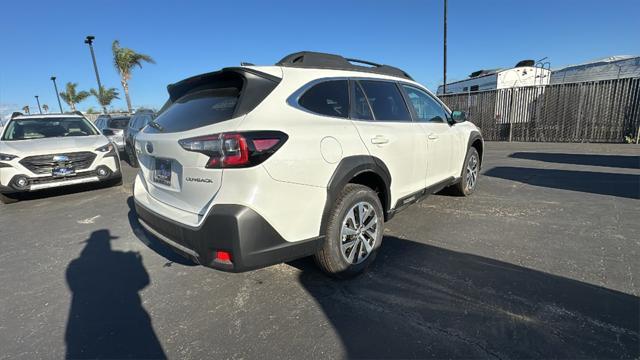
xmin=350 ymin=80 xmax=427 ymax=206
xmin=401 ymin=84 xmax=455 ymax=186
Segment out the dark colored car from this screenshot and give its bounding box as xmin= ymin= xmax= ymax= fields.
xmin=124 ymin=109 xmax=155 ymax=167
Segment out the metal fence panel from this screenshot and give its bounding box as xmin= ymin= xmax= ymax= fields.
xmin=438 ymin=77 xmax=640 ymax=143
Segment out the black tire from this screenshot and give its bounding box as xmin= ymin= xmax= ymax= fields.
xmin=314 ymin=184 xmax=384 ymax=278
xmin=125 ymin=144 xmax=139 ymax=168
xmin=451 ymin=147 xmax=480 ymax=196
xmin=0 ymin=193 xmax=19 ymax=204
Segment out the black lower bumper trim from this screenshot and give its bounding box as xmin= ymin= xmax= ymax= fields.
xmin=134 ymin=201 xmax=323 ymax=272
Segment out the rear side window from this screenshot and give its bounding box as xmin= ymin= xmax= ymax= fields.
xmin=351 ymin=81 xmax=373 ymax=120
xmin=108 ymin=117 xmax=130 ymax=129
xmin=298 ymin=80 xmax=349 ymax=118
xmin=358 ymin=80 xmax=411 ymax=121
xmin=150 ymin=88 xmax=239 ymax=133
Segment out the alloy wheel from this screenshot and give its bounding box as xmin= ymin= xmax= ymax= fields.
xmin=340 ymin=201 xmax=379 ymax=264
xmin=465 ymin=153 xmax=479 ymax=191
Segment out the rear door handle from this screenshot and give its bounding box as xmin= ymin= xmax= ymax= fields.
xmin=427 ymin=133 xmax=439 ymax=140
xmin=371 ymin=136 xmax=389 ymax=145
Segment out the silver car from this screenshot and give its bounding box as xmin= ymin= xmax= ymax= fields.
xmin=94 ymin=115 xmax=130 ymax=151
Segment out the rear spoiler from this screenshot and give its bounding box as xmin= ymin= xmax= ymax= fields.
xmin=166 ymin=67 xmax=281 ymax=101
xmin=165 ymin=68 xmax=281 ymax=119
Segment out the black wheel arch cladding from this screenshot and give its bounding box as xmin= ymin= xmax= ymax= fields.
xmin=467 ymin=131 xmax=483 ymax=166
xmin=320 ymin=155 xmax=391 ymax=236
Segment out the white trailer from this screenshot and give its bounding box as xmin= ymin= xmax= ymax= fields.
xmin=438 ymin=61 xmax=551 ymax=95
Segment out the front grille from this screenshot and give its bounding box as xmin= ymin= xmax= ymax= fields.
xmin=19 ymin=152 xmax=97 ymax=174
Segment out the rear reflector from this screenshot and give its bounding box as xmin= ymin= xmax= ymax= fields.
xmin=215 ymin=251 xmax=232 ymax=262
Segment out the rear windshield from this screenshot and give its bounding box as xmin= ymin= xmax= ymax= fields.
xmin=108 ymin=117 xmax=130 ymax=129
xmin=2 ymin=117 xmax=99 ymax=140
xmin=148 ymin=88 xmax=239 ymax=133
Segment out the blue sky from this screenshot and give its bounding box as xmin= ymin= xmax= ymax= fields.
xmin=1 ymin=0 xmax=638 ymax=119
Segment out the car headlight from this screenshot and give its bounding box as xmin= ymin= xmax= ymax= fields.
xmin=0 ymin=153 xmax=18 ymax=161
xmin=95 ymin=143 xmax=115 ymax=153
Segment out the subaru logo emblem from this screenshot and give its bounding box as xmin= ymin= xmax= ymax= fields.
xmin=53 ymin=155 xmax=69 ymax=162
xmin=146 ymin=142 xmax=154 ymax=153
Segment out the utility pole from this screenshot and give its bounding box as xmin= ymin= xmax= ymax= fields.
xmin=50 ymin=76 xmax=64 ymax=113
xmin=84 ymin=35 xmax=106 ymax=114
xmin=443 ymin=0 xmax=448 ymax=94
xmin=35 ymin=95 xmax=42 ymax=114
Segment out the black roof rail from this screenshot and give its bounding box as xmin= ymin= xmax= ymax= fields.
xmin=275 ymin=51 xmax=414 ymax=80
xmin=11 ymin=112 xmax=23 ymax=119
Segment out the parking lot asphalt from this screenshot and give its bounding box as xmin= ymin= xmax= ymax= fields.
xmin=0 ymin=142 xmax=638 ymax=359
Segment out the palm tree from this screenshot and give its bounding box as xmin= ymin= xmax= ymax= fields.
xmin=112 ymin=40 xmax=155 ymax=113
xmin=90 ymin=86 xmax=120 ymax=114
xmin=42 ymin=104 xmax=49 ymax=113
xmin=22 ymin=105 xmax=30 ymax=114
xmin=59 ymin=82 xmax=90 ymax=112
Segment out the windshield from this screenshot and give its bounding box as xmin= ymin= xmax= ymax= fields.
xmin=108 ymin=117 xmax=130 ymax=129
xmin=1 ymin=117 xmax=99 ymax=141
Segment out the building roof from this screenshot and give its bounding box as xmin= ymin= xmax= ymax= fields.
xmin=551 ymin=55 xmax=640 ymax=83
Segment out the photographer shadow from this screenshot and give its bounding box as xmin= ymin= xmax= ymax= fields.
xmin=65 ymin=229 xmax=166 ymax=359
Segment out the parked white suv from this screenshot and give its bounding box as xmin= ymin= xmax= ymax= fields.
xmin=134 ymin=52 xmax=483 ymax=277
xmin=0 ymin=113 xmax=122 ymax=203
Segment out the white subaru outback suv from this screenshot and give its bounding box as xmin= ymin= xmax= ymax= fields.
xmin=134 ymin=52 xmax=483 ymax=277
xmin=0 ymin=113 xmax=122 ymax=203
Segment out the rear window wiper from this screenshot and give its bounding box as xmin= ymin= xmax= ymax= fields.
xmin=148 ymin=120 xmax=164 ymax=132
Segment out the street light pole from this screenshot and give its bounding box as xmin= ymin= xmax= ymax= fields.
xmin=35 ymin=95 xmax=42 ymax=114
xmin=443 ymin=0 xmax=448 ymax=94
xmin=84 ymin=35 xmax=106 ymax=113
xmin=50 ymin=76 xmax=64 ymax=113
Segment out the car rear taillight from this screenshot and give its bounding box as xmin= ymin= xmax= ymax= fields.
xmin=178 ymin=131 xmax=288 ymax=168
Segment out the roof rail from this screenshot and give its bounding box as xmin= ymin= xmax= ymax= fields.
xmin=275 ymin=51 xmax=414 ymax=80
xmin=11 ymin=112 xmax=23 ymax=119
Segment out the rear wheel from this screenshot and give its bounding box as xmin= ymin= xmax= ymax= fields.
xmin=314 ymin=184 xmax=384 ymax=278
xmin=0 ymin=193 xmax=19 ymax=204
xmin=451 ymin=147 xmax=480 ymax=196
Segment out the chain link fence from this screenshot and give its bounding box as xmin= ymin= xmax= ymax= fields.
xmin=438 ymin=77 xmax=640 ymax=143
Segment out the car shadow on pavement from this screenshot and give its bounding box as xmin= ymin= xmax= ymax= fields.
xmin=484 ymin=166 xmax=640 ymax=199
xmin=126 ymin=196 xmax=196 ymax=266
xmin=64 ymin=229 xmax=166 ymax=359
xmin=509 ymin=152 xmax=640 ymax=169
xmin=292 ymin=237 xmax=639 ymax=359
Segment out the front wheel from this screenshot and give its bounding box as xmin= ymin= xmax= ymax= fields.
xmin=451 ymin=147 xmax=480 ymax=196
xmin=314 ymin=184 xmax=384 ymax=278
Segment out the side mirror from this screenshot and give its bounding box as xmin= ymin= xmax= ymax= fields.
xmin=451 ymin=110 xmax=467 ymax=123
xmin=102 ymin=129 xmax=115 ymax=136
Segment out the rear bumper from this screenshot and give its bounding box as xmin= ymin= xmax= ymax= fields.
xmin=134 ymin=201 xmax=323 ymax=272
